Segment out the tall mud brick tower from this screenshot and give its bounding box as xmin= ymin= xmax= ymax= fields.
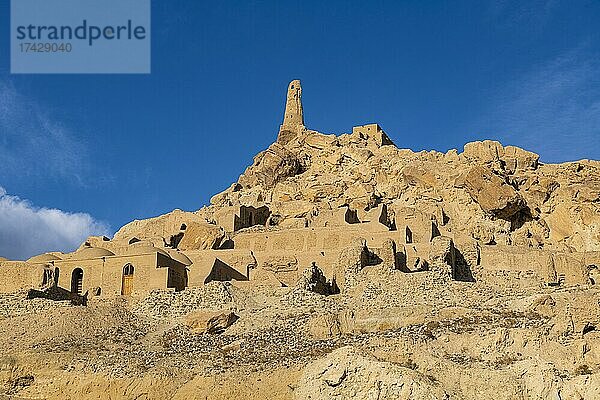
xmin=277 ymin=79 xmax=305 ymax=144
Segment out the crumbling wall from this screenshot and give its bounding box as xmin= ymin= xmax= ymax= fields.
xmin=234 ymin=205 xmax=271 ymax=231
xmin=370 ymin=239 xmax=396 ymax=270
xmin=336 ymin=239 xmax=369 ymax=290
xmin=391 ymin=206 xmax=444 ymax=244
xmin=351 ymin=124 xmax=395 ymax=148
xmin=277 ymin=79 xmax=304 ymax=144
xmin=295 ymin=264 xmax=339 ymax=295
xmin=400 ymin=244 xmax=432 ymax=272
xmin=204 ymin=258 xmax=248 ymax=284
xmin=312 ymin=206 xmax=359 ymax=228
xmin=553 ymin=253 xmax=589 ymax=286
xmin=479 ymin=245 xmax=593 ymax=288
xmin=232 ymin=225 xmax=410 ymax=254
xmin=183 ymin=249 xmax=256 ymax=287
xmin=0 ymin=262 xmax=44 ymax=293
xmin=249 ymin=250 xmax=339 ymax=287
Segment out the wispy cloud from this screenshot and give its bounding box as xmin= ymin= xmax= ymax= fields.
xmin=486 ymin=0 xmax=558 ymax=30
xmin=474 ymin=47 xmax=600 ymax=163
xmin=0 ymin=80 xmax=87 ymax=182
xmin=0 ymin=186 xmax=109 ymax=260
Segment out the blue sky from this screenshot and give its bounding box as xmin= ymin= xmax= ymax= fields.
xmin=1 ymin=0 xmax=600 ymax=259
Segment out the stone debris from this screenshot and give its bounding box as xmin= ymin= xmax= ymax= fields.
xmin=185 ymin=310 xmax=239 ymax=334
xmin=131 ymin=283 xmax=234 ymax=319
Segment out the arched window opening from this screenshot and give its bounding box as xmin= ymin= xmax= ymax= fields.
xmin=123 ymin=263 xmax=134 ymax=276
xmin=71 ymin=268 xmax=84 ymax=295
xmin=589 ymin=265 xmax=598 ymax=286
xmin=405 ymin=226 xmax=413 ymax=244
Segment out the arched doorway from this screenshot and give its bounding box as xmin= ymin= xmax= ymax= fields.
xmin=71 ymin=268 xmax=84 ymax=295
xmin=121 ymin=263 xmax=134 ymax=295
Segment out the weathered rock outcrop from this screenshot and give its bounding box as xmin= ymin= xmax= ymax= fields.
xmin=460 ymin=165 xmax=527 ymax=220
xmin=113 ymin=209 xmax=211 ymax=246
xmin=177 ymin=222 xmax=227 ymax=251
xmin=237 ymin=142 xmax=303 ymax=190
xmin=184 ymin=310 xmax=239 ymax=334
xmin=462 ymin=140 xmax=539 ymax=173
xmin=295 ymin=346 xmax=448 ymax=400
xmin=105 ymin=80 xmax=600 ymax=258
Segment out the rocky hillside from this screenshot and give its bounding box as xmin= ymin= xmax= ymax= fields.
xmin=2 ymin=81 xmax=600 ymax=399
xmin=206 ymin=128 xmax=600 ymax=251
xmin=114 ymin=81 xmax=600 ymax=254
xmin=116 ymin=119 xmax=600 ymax=255
xmin=2 ymin=266 xmax=600 ymax=399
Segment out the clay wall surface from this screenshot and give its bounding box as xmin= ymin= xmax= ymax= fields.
xmin=391 ymin=208 xmax=445 ymax=244
xmin=312 ymin=207 xmax=359 ymax=228
xmin=253 ymin=250 xmax=340 ymax=286
xmin=183 ymin=249 xmax=255 ymax=286
xmin=231 ymin=225 xmax=408 ymax=253
xmin=553 ymin=253 xmax=591 ymax=286
xmin=182 ymin=247 xmax=341 ymax=287
xmin=157 ymin=253 xmax=187 ymax=291
xmin=213 ymin=206 xmax=237 ymax=232
xmin=0 ymin=261 xmax=44 ymax=293
xmin=222 ymin=225 xmax=436 ymax=284
xmin=54 ymin=253 xmax=170 ymax=297
xmin=567 ymin=251 xmax=600 ymax=267
xmin=351 ymin=123 xmax=394 ymax=147
xmin=183 ymin=243 xmax=423 ymax=289
xmin=399 ymin=244 xmax=431 ymax=272
xmin=479 ymin=245 xmax=594 ymax=287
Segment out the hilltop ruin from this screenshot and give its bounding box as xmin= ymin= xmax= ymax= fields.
xmin=1 ymin=80 xmax=600 ymax=400
xmin=2 ymin=79 xmax=599 ymax=298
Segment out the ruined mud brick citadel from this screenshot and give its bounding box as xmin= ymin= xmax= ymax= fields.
xmin=1 ymin=79 xmax=599 ymax=299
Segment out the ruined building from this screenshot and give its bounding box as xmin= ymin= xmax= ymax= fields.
xmin=277 ymin=79 xmax=305 ymax=145
xmin=1 ymin=79 xmax=599 ymax=298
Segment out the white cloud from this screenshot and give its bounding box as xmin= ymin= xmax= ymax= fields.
xmin=474 ymin=47 xmax=600 ymax=163
xmin=0 ymin=187 xmax=109 ymax=260
xmin=0 ymin=80 xmax=87 ymax=182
